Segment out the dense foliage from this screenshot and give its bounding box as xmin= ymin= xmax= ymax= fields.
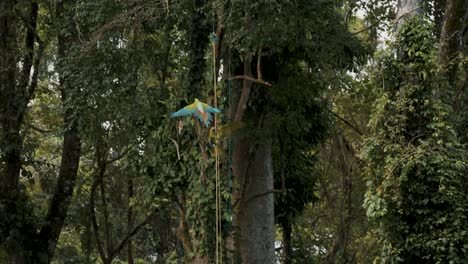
xmin=362 ymin=16 xmax=468 ymax=263
xmin=0 ymin=0 xmax=466 ymax=263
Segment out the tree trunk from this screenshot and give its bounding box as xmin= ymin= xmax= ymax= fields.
xmin=0 ymin=0 xmax=20 ymax=250
xmin=227 ymin=54 xmax=275 ymax=263
xmin=32 ymin=0 xmax=81 ymax=262
xmin=439 ymin=0 xmax=467 ymax=86
xmin=395 ymin=0 xmax=422 ymax=30
xmin=35 ymin=108 xmax=81 ymax=262
xmin=281 ymin=221 xmax=292 ymax=264
xmin=0 ymin=1 xmax=41 ymax=262
xmin=232 ymin=137 xmax=275 ymax=264
xmin=0 ymin=0 xmax=22 ymax=263
xmin=127 ymin=175 xmax=134 ymax=264
xmin=433 ymin=0 xmax=447 ymax=38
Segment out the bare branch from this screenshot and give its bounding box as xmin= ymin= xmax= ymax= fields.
xmin=231 ymin=75 xmax=272 ymax=87
xmin=90 ymin=177 xmax=108 ymax=264
xmin=28 ymin=124 xmax=53 ymax=133
xmin=257 ymin=46 xmax=263 ymax=81
xmin=169 ymin=137 xmax=181 ymax=160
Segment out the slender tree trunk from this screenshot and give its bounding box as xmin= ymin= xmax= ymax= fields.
xmin=32 ymin=0 xmax=81 ymax=262
xmin=281 ymin=221 xmax=292 ymax=264
xmin=127 ymin=175 xmax=134 ymax=264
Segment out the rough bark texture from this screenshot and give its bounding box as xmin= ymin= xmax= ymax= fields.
xmin=433 ymin=0 xmax=447 ymax=38
xmin=232 ymin=139 xmax=275 ymax=264
xmin=0 ymin=1 xmax=41 ymax=262
xmin=395 ymin=0 xmax=422 ymax=30
xmin=32 ymin=0 xmax=81 ymax=262
xmin=127 ymin=175 xmax=134 ymax=264
xmin=35 ymin=112 xmax=81 ymax=262
xmin=227 ymin=53 xmax=275 ymax=263
xmin=0 ymin=0 xmax=20 ymax=247
xmin=439 ymin=0 xmax=468 ymax=86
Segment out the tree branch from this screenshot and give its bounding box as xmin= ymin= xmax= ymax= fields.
xmin=351 ymin=16 xmax=394 ymax=36
xmin=90 ymin=176 xmax=108 ymax=264
xmin=109 ymin=208 xmax=159 ymax=260
xmin=234 ymin=59 xmax=254 ymax=122
xmin=327 ymin=107 xmax=363 ymax=136
xmin=257 ymin=46 xmax=263 ymax=81
xmin=231 ymin=75 xmax=272 ymax=87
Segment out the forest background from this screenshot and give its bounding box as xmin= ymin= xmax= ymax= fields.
xmin=0 ymin=0 xmax=467 ymax=263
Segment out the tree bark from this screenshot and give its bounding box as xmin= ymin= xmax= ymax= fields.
xmin=0 ymin=1 xmax=42 ymax=262
xmin=232 ymin=134 xmax=275 ymax=264
xmin=395 ymin=0 xmax=422 ymax=31
xmin=0 ymin=0 xmax=20 ymax=248
xmin=127 ymin=174 xmax=134 ymax=264
xmin=32 ymin=0 xmax=81 ymax=262
xmin=433 ymin=0 xmax=447 ymax=38
xmin=228 ymin=53 xmax=275 ymax=263
xmin=439 ymin=0 xmax=468 ymax=86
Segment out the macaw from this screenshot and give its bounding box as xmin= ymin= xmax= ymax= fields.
xmin=170 ymin=98 xmax=221 ymax=127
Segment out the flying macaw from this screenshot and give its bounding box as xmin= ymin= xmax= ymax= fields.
xmin=170 ymin=98 xmax=221 ymax=127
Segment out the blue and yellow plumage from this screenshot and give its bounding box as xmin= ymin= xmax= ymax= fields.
xmin=170 ymin=98 xmax=221 ymax=127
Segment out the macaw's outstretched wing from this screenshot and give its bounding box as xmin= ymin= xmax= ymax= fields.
xmin=170 ymin=106 xmax=196 ymax=118
xmin=201 ymin=103 xmax=222 ymax=114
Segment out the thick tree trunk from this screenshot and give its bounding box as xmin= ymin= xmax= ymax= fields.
xmin=232 ymin=137 xmax=275 ymax=264
xmin=0 ymin=1 xmax=41 ymax=262
xmin=395 ymin=0 xmax=422 ymax=30
xmin=438 ymin=0 xmax=467 ymax=142
xmin=0 ymin=0 xmax=20 ymax=247
xmin=433 ymin=0 xmax=447 ymax=38
xmin=227 ymin=55 xmax=275 ymax=263
xmin=439 ymin=0 xmax=467 ymax=86
xmin=281 ymin=221 xmax=292 ymax=264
